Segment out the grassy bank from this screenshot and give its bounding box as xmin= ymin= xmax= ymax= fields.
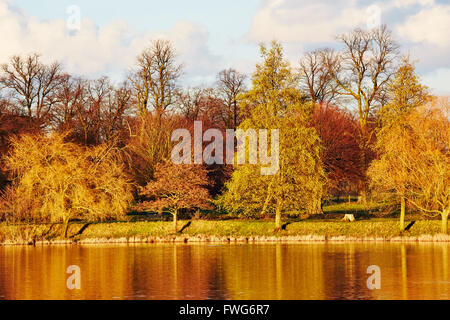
xmin=1 ymin=218 xmax=449 ymax=245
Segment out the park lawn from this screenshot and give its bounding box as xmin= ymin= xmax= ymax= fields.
xmin=78 ymin=219 xmax=443 ymax=239
xmin=0 ymin=217 xmax=446 ymax=244
xmin=0 ymin=201 xmax=445 ymax=244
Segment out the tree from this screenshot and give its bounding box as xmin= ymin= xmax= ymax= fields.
xmin=52 ymin=76 xmax=132 ymax=147
xmin=369 ymin=99 xmax=449 ymax=233
xmin=369 ymin=59 xmax=431 ymax=231
xmin=220 ymin=42 xmax=324 ymax=228
xmin=175 ymin=87 xmax=215 ymax=122
xmin=52 ymin=75 xmax=87 ymax=133
xmin=125 ymin=113 xmax=180 ymax=186
xmin=311 ymin=103 xmax=361 ymax=196
xmin=379 ymin=58 xmax=432 ymax=128
xmin=3 ymin=132 xmax=133 ymax=237
xmin=140 ymin=161 xmax=211 ymax=232
xmin=0 ymin=105 xmax=38 ymax=190
xmin=216 ymin=69 xmax=247 ymax=129
xmin=129 ymin=40 xmax=182 ymax=118
xmin=299 ymin=49 xmax=338 ymax=105
xmin=0 ymin=53 xmax=64 ymax=126
xmin=325 ymin=25 xmax=400 ymax=202
xmin=99 ymin=80 xmax=133 ymax=146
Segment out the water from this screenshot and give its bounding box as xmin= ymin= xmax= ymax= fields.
xmin=0 ymin=243 xmax=448 ymax=300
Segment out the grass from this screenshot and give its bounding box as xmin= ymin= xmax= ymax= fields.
xmin=0 ymin=202 xmax=447 ymax=245
xmin=0 ymin=218 xmax=447 ymax=245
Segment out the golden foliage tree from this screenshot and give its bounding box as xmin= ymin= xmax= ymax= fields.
xmin=3 ymin=133 xmax=133 ymax=237
xmin=219 ymin=42 xmax=325 ymax=229
xmin=369 ymin=59 xmax=432 ymax=231
xmin=369 ymin=98 xmax=449 ymax=233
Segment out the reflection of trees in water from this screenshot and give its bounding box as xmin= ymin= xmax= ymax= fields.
xmin=125 ymin=245 xmax=223 ymax=299
xmin=0 ymin=244 xmax=448 ymax=299
xmin=220 ymin=244 xmax=328 ymax=300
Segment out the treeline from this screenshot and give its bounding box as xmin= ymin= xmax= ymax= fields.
xmin=0 ymin=26 xmax=448 ymax=235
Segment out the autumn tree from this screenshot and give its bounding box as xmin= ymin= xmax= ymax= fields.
xmin=369 ymin=99 xmax=449 ymax=233
xmin=219 ymin=42 xmax=324 ymax=229
xmin=125 ymin=113 xmax=180 ymax=187
xmin=369 ymin=61 xmax=433 ymax=230
xmin=325 ymin=25 xmax=400 ymax=202
xmin=379 ymin=58 xmax=432 ymax=128
xmin=140 ymin=161 xmax=211 ymax=232
xmin=311 ymin=103 xmax=361 ymax=197
xmin=126 ymin=40 xmax=182 ymax=188
xmin=129 ymin=40 xmax=182 ymax=118
xmin=0 ymin=103 xmax=37 ymax=190
xmin=3 ymin=132 xmax=133 ymax=237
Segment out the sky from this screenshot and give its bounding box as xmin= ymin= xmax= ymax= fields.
xmin=1 ymin=0 xmax=449 ymax=94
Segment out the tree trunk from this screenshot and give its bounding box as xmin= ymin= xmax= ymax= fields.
xmin=173 ymin=210 xmax=178 ymax=233
xmin=359 ymin=187 xmax=367 ymax=204
xmin=314 ymin=197 xmax=323 ymax=214
xmin=275 ymin=198 xmax=283 ymax=229
xmin=62 ymin=218 xmax=70 ymax=238
xmin=400 ymin=195 xmax=406 ymax=231
xmin=260 ymin=192 xmax=272 ymax=217
xmin=441 ymin=209 xmax=449 ymax=234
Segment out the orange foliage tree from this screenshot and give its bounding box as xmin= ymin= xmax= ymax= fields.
xmin=311 ymin=103 xmax=361 ymax=197
xmin=369 ymin=99 xmax=449 ymax=233
xmin=140 ymin=161 xmax=211 ymax=232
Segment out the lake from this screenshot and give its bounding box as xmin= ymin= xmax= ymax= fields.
xmin=0 ymin=243 xmax=448 ymax=300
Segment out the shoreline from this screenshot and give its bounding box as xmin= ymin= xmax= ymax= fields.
xmin=2 ymin=233 xmax=450 ymax=246
xmin=2 ymin=219 xmax=449 ymax=246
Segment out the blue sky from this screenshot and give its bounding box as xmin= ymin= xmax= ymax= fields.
xmin=2 ymin=0 xmax=450 ymax=94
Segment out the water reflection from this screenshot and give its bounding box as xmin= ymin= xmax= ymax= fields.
xmin=0 ymin=243 xmax=448 ymax=300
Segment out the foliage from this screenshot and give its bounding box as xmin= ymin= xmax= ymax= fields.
xmin=140 ymin=161 xmax=211 ymax=231
xmin=369 ymin=99 xmax=449 ymax=233
xmin=219 ymin=42 xmax=325 ymax=227
xmin=369 ymin=60 xmax=433 ymax=230
xmin=1 ymin=132 xmax=133 ymax=236
xmin=311 ymin=103 xmax=361 ymax=193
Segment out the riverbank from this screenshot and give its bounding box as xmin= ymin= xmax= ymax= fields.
xmin=1 ymin=219 xmax=450 ymax=246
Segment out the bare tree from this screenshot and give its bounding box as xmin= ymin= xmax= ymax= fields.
xmin=216 ymin=68 xmax=246 ymax=129
xmin=176 ymin=87 xmax=211 ymax=121
xmin=325 ymin=25 xmax=400 ymax=202
xmin=101 ymin=80 xmax=132 ymax=145
xmin=0 ymin=54 xmax=64 ymax=126
xmin=53 ymin=76 xmax=132 ymax=146
xmin=328 ymin=26 xmax=399 ymax=128
xmin=129 ymin=40 xmax=182 ymax=118
xmin=52 ymin=75 xmax=87 ymax=132
xmin=299 ymin=49 xmax=338 ymax=105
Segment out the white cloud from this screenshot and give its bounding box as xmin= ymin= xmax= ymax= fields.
xmin=246 ymin=0 xmax=450 ymax=95
xmin=247 ymin=0 xmax=368 ymax=44
xmin=393 ymin=0 xmax=435 ymax=8
xmin=0 ymin=0 xmax=221 ymax=83
xmin=421 ymin=68 xmax=450 ymax=95
xmin=396 ymin=5 xmax=450 ymax=47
